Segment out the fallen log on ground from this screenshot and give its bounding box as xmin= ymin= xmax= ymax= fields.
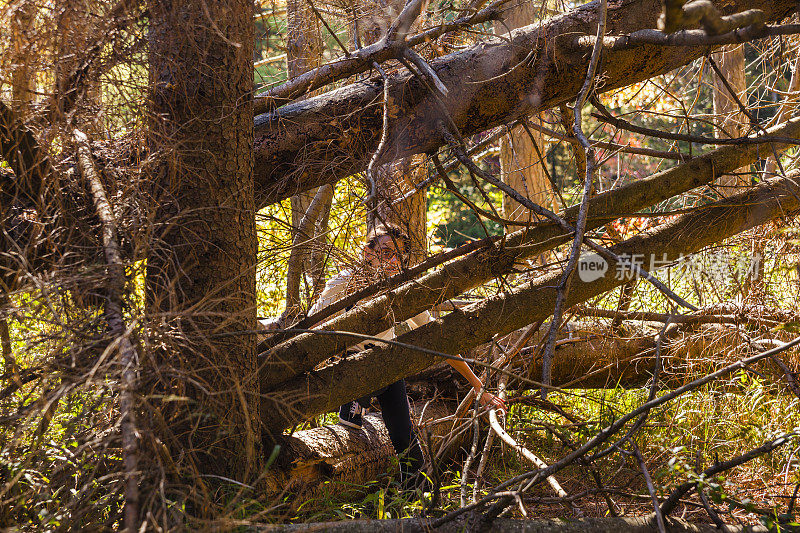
xmin=261 ymin=172 xmax=800 ymax=434
xmin=406 ymin=322 xmax=800 ymax=398
xmin=259 ymin=117 xmax=800 ymax=391
xmin=253 ymin=0 xmax=796 ymax=206
xmin=265 ymin=402 xmax=466 ymax=497
xmin=254 ymin=515 xmax=773 ymax=532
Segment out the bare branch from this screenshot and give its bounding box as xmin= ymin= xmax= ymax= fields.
xmin=73 ymin=129 xmax=139 ymax=533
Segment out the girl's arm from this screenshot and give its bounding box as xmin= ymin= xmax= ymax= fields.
xmin=410 ymin=312 xmax=506 ymax=412
xmin=446 ymin=358 xmax=507 ymax=413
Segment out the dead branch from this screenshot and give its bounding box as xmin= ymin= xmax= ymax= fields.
xmin=658 ymin=1 xmax=765 ymax=35
xmin=73 ymin=129 xmax=139 ymax=532
xmin=284 ymin=184 xmax=335 ymax=322
xmin=253 ymin=0 xmax=507 ymax=110
xmin=525 ymin=119 xmax=691 ymax=161
xmin=573 ymin=305 xmax=794 ymax=327
xmin=591 ymin=98 xmax=800 ymax=146
xmin=256 ymin=515 xmax=772 ymax=532
xmin=633 ymin=444 xmax=668 ymax=533
xmin=582 ymin=24 xmax=800 ymax=49
xmin=541 ymin=0 xmax=606 ymax=396
xmin=488 ymin=401 xmax=567 ymax=498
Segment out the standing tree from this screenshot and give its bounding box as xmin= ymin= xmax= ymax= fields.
xmin=494 ymin=0 xmax=556 ymax=226
xmin=146 ymin=0 xmax=261 ymax=481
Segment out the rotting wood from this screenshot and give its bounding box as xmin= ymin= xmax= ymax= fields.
xmin=265 ymin=402 xmax=467 ymax=496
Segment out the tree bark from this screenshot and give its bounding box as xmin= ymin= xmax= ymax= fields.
xmin=55 ymin=0 xmax=101 ymax=129
xmin=355 ymin=0 xmax=430 ymax=266
xmin=494 ymin=0 xmax=556 ymax=227
xmin=10 ymin=2 xmax=36 ymax=111
xmin=764 ymin=53 xmax=800 ymax=177
xmin=285 ymin=0 xmax=330 ymax=319
xmin=406 ymin=322 xmax=798 ymax=397
xmin=259 ymin=117 xmax=800 ymax=391
xmin=262 ymin=171 xmax=800 ymax=433
xmin=146 ymin=0 xmax=260 ymax=480
xmin=264 ymin=402 xmax=461 ymax=496
xmin=253 ymin=0 xmax=796 ymax=208
xmin=372 ymin=156 xmax=429 ymax=265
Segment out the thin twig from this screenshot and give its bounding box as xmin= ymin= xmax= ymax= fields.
xmin=633 ymin=443 xmax=667 ymax=533
xmin=591 ymin=99 xmax=800 ymax=146
xmin=364 ymin=62 xmax=392 ymax=215
xmin=540 ymin=0 xmax=607 ymax=398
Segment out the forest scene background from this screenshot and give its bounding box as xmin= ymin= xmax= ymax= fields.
xmin=2 ymin=0 xmax=800 ymax=531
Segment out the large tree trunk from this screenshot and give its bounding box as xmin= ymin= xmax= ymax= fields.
xmin=10 ymin=2 xmax=36 ymax=112
xmin=55 ymin=0 xmax=101 ymax=129
xmin=354 ymin=0 xmax=430 ymax=266
xmin=372 ymin=156 xmax=429 ymax=265
xmin=285 ymin=0 xmax=330 ymax=319
xmin=494 ymin=1 xmax=555 ymax=227
xmin=253 ymin=0 xmax=796 ymax=207
xmin=146 ymin=0 xmax=260 ymax=480
xmin=261 ymin=172 xmax=800 ymax=433
xmin=765 ymin=54 xmax=800 ymax=177
xmin=259 ymin=117 xmax=800 ymax=391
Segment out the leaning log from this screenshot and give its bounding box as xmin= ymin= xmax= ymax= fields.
xmin=261 ymin=172 xmax=800 ymax=434
xmin=253 ymin=0 xmax=796 ymax=206
xmin=260 ymin=117 xmax=800 ymax=391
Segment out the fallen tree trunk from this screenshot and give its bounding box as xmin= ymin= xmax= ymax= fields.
xmin=406 ymin=322 xmax=800 ymax=398
xmin=254 ymin=515 xmax=772 ymax=532
xmin=260 ymin=117 xmax=800 ymax=391
xmin=253 ymin=0 xmax=796 ymax=206
xmin=261 ymin=172 xmax=800 ymax=434
xmin=265 ymin=402 xmax=463 ymax=496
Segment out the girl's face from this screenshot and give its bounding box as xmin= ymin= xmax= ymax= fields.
xmin=364 ymin=234 xmax=404 ymax=275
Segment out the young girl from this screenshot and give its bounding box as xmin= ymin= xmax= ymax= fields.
xmin=307 ymin=223 xmax=506 ymax=482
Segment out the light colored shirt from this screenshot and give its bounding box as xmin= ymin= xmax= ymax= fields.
xmin=307 ymin=269 xmax=432 ymax=352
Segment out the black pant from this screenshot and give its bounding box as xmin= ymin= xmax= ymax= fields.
xmin=355 ymin=379 xmax=423 ymax=479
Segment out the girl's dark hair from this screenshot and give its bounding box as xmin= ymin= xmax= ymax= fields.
xmin=365 ymin=223 xmax=408 ymax=250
